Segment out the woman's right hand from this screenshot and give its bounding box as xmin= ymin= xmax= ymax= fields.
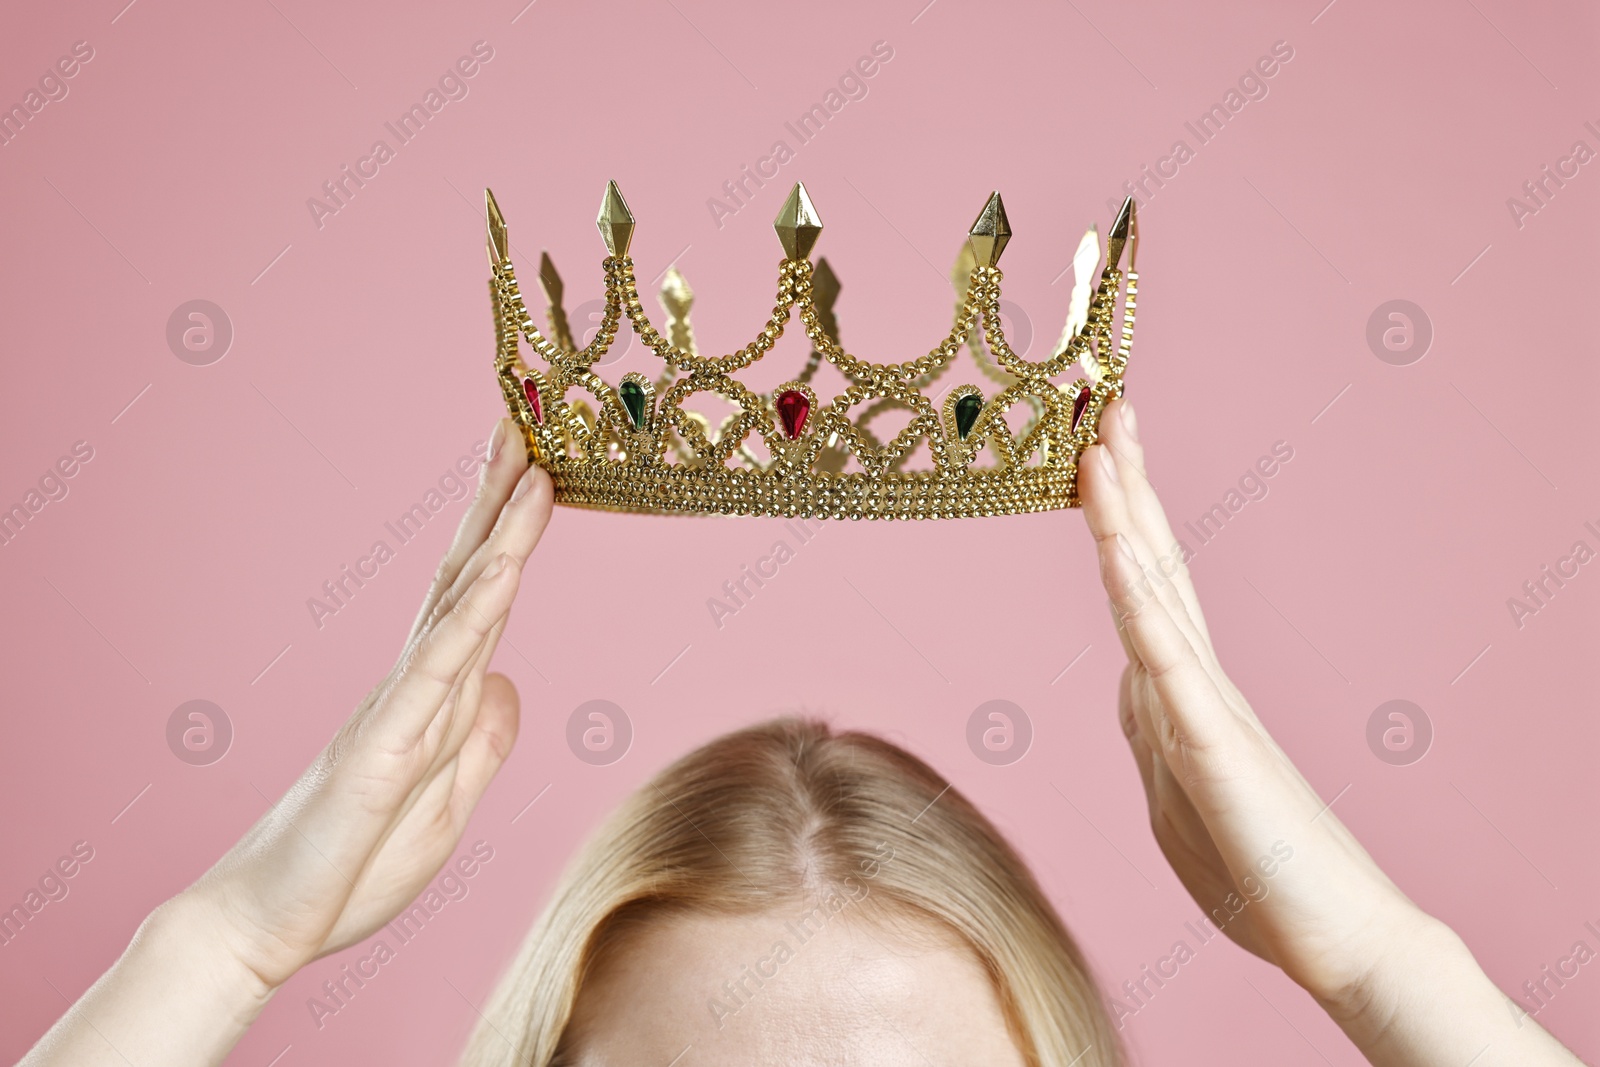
xmin=185 ymin=417 xmax=552 ymax=991
xmin=24 ymin=417 xmax=553 ymax=1066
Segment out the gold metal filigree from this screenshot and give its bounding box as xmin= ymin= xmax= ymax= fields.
xmin=486 ymin=182 xmax=1139 ymax=519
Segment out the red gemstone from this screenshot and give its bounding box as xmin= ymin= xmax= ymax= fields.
xmin=1071 ymin=385 xmax=1091 ymax=431
xmin=776 ymin=389 xmax=810 ymax=439
xmin=522 ymin=376 xmax=544 ymax=424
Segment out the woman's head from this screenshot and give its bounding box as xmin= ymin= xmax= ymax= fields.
xmin=463 ymin=718 xmax=1123 ymax=1066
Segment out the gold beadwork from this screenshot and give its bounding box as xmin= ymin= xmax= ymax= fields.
xmin=487 ymin=181 xmax=1140 ymax=519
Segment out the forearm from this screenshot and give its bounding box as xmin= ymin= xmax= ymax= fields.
xmin=19 ymin=892 xmax=275 ymax=1067
xmin=1318 ymin=915 xmax=1583 ymax=1067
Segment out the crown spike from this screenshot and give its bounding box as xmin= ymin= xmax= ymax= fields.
xmin=774 ymin=182 xmax=823 ymax=261
xmin=537 ymin=250 xmax=578 ymax=351
xmin=659 ymin=265 xmax=693 ymax=319
xmin=1062 ymin=224 xmax=1099 ymax=340
xmin=1107 ymin=196 xmax=1138 ymax=272
xmin=949 ymin=241 xmax=977 ymax=291
xmin=967 ymin=191 xmax=1011 ymax=268
xmin=658 ymin=265 xmax=697 ymax=358
xmin=537 ymin=250 xmax=563 ymax=305
xmin=809 ymin=257 xmax=841 ymax=346
xmin=597 ymin=180 xmax=635 ymax=258
xmin=811 ymin=257 xmax=840 ymax=316
xmin=485 ymin=187 xmax=509 ymax=266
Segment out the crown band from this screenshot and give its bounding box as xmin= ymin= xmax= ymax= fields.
xmin=486 ymin=181 xmax=1139 ymax=520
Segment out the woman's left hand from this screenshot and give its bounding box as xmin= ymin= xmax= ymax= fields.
xmin=1076 ymin=398 xmax=1583 ymax=1066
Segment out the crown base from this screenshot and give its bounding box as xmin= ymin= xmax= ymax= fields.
xmin=538 ymin=457 xmax=1082 ymax=519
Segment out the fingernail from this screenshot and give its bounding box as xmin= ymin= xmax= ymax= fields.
xmin=487 ymin=420 xmax=506 ymax=463
xmin=1098 ymin=444 xmax=1120 ymax=484
xmin=482 ymin=553 xmax=509 ymax=580
xmin=1120 ymin=401 xmax=1139 ymax=442
xmin=1115 ymin=532 xmax=1136 ymax=563
xmin=510 ymin=465 xmax=537 ymax=503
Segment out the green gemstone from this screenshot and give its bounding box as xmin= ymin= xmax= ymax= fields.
xmin=619 ymin=380 xmax=648 ymax=429
xmin=954 ymin=394 xmax=983 ymax=439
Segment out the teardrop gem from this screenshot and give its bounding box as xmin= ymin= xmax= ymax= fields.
xmin=522 ymin=377 xmax=544 ymax=424
xmin=619 ymin=380 xmax=648 ymax=429
xmin=954 ymin=394 xmax=983 ymax=439
xmin=776 ymin=389 xmax=810 ymax=439
xmin=1071 ymin=385 xmax=1092 ymax=431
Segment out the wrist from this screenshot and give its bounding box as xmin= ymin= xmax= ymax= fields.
xmin=137 ymin=891 xmax=279 ymax=1020
xmin=1307 ymin=904 xmax=1450 ymax=1029
xmin=1309 ymin=905 xmax=1507 ymax=1063
xmin=19 ymin=894 xmax=277 ymax=1066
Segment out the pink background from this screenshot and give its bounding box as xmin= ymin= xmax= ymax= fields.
xmin=2 ymin=0 xmax=1597 ymax=1063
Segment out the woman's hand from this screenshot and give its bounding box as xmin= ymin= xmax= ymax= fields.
xmin=1077 ymin=398 xmax=1581 ymax=1066
xmin=1078 ymin=398 xmax=1413 ymax=997
xmin=21 ymin=417 xmax=551 ymax=1067
xmin=195 ymin=417 xmax=552 ymax=988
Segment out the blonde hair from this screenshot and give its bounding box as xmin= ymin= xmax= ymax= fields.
xmin=461 ymin=718 xmax=1123 ymax=1067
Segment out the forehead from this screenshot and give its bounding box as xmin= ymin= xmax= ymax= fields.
xmin=561 ymin=909 xmax=1027 ymax=1067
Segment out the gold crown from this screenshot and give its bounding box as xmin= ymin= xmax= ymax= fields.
xmin=486 ymin=181 xmax=1139 ymax=520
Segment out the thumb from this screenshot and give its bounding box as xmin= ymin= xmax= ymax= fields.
xmin=1118 ymin=667 xmax=1158 ymax=808
xmin=450 ymin=672 xmax=521 ymax=829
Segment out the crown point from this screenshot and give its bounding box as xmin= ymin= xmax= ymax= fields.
xmin=949 ymin=241 xmax=977 ymax=290
xmin=774 ymin=182 xmax=823 ymax=261
xmin=485 ymin=187 xmax=509 ymax=265
xmin=659 ymin=265 xmax=694 ymax=318
xmin=597 ymin=180 xmax=635 ymax=258
xmin=537 ymin=250 xmax=563 ymax=304
xmin=1061 ymin=225 xmax=1101 ymax=340
xmin=1107 ymin=196 xmax=1138 ymax=271
xmin=1075 ymin=225 xmax=1100 ymax=271
xmin=811 ymin=257 xmax=840 ymax=314
xmin=967 ymin=191 xmax=1011 ymax=267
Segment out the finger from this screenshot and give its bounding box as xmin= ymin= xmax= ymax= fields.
xmin=1096 ymin=528 xmax=1234 ymax=757
xmin=392 ymin=518 xmax=531 ymax=824
xmin=415 ymin=610 xmax=511 ymax=786
xmin=222 ymin=559 xmax=521 ymax=917
xmin=419 ymin=463 xmax=553 ymax=640
xmin=1128 ymin=670 xmax=1229 ymax=864
xmin=1102 ymin=537 xmax=1319 ymax=856
xmin=1116 ymin=585 xmax=1328 ymax=842
xmin=1118 ymin=668 xmax=1158 ymax=810
xmin=1089 ymin=416 xmax=1286 ymax=750
xmin=1096 ymin=398 xmax=1214 ymax=645
xmin=1108 ymin=594 xmax=1137 ymax=663
xmin=384 ymin=553 xmax=522 ymax=747
xmin=1079 ymin=442 xmax=1213 ymax=671
xmin=448 ymin=672 xmax=521 ymax=831
xmin=355 ymin=661 xmax=518 ymax=877
xmin=407 ymin=418 xmax=531 ymax=645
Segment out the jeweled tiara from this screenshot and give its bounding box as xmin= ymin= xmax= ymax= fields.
xmin=486 ymin=182 xmax=1138 ymax=519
